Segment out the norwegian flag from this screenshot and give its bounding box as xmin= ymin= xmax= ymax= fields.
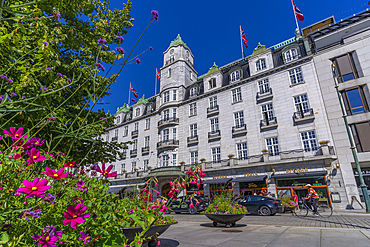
xmin=156 ymin=68 xmax=160 ymax=79
xmin=130 ymin=82 xmax=138 ymax=98
xmin=240 ymin=25 xmax=248 ymax=49
xmin=292 ymin=0 xmax=304 ymax=21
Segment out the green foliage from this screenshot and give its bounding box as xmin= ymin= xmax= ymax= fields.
xmin=203 ymin=192 xmax=248 ymax=215
xmin=281 ymin=197 xmax=297 ymax=208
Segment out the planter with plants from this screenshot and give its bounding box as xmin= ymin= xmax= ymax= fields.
xmin=280 ymin=198 xmax=297 ymax=212
xmin=319 ymin=140 xmax=330 ymax=146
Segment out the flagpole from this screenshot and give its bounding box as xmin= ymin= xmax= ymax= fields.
xmin=291 ymin=0 xmax=300 ymax=33
xmin=239 ymin=25 xmax=244 ymax=59
xmin=128 ymin=82 xmax=131 ymax=106
xmin=155 ymin=71 xmax=157 ymax=95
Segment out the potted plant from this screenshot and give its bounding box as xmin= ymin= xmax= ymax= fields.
xmin=261 ymin=149 xmax=269 ymax=153
xmin=227 ymin=154 xmax=235 ymax=158
xmin=122 ymin=169 xmax=127 ymax=173
xmin=199 ymin=158 xmax=206 ymax=162
xmin=179 ymin=161 xmax=185 ymax=165
xmin=319 ymin=140 xmax=330 ymax=146
xmin=280 ymin=197 xmax=297 ymax=212
xmin=147 ymin=166 xmax=153 ymax=170
xmin=134 ymin=168 xmax=139 ymax=171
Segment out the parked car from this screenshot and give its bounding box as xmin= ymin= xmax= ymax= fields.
xmin=236 ymin=195 xmax=283 ymax=216
xmin=167 ymin=195 xmax=208 ymax=214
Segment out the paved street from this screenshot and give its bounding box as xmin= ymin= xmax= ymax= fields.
xmin=153 ymin=213 xmax=370 ymax=247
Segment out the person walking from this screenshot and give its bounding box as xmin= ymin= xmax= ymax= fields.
xmin=304 ymin=184 xmax=319 ymax=216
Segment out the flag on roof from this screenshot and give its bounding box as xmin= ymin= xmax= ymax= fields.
xmin=292 ymin=0 xmax=304 ymax=21
xmin=131 ymin=98 xmax=135 ymax=102
xmin=156 ymin=68 xmax=160 ymax=79
xmin=130 ymin=82 xmax=138 ymax=98
xmin=240 ymin=25 xmax=248 ymax=49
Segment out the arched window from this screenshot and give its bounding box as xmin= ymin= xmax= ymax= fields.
xmin=285 ymin=48 xmax=298 ymax=62
xmin=230 ymin=70 xmax=241 ymax=82
xmin=116 ymin=116 xmax=120 ymax=124
xmin=256 ymin=59 xmax=266 ymax=71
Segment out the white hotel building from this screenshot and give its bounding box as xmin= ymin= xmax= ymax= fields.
xmin=106 ymin=9 xmax=370 ymax=210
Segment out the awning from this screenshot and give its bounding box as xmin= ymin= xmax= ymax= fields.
xmin=271 ymin=171 xmax=327 ymax=179
xmin=232 ymin=175 xmax=266 ymax=183
xmin=203 ymin=178 xmax=231 ymax=184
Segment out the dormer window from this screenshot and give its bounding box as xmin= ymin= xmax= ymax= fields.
xmin=168 ymin=68 xmax=171 ymax=77
xmin=285 ymin=48 xmax=298 ymax=62
xmin=190 ymin=87 xmax=197 ymax=97
xmin=135 ymin=108 xmax=140 ymax=117
xmin=116 ymin=116 xmax=120 ymax=124
xmin=163 ymin=91 xmax=170 ymax=103
xmin=147 ymin=105 xmax=152 ymax=112
xmin=256 ymin=58 xmax=266 ymax=71
xmin=230 ymin=70 xmax=241 ymax=82
xmin=209 ymin=78 xmax=216 ymax=89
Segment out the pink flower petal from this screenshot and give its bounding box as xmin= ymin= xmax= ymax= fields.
xmin=23 ymin=179 xmax=33 ymax=188
xmin=36 ymin=178 xmax=48 ymax=187
xmin=31 ymin=178 xmax=40 ymax=187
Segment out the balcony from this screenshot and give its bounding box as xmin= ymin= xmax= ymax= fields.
xmin=232 ymin=124 xmax=247 ymax=136
xmin=260 ymin=117 xmax=278 ymax=130
xmin=131 ymin=130 xmax=138 ymax=137
xmin=111 ymin=136 xmax=118 ymax=142
xmin=256 ymin=88 xmax=273 ymax=102
xmin=158 ymin=117 xmax=179 ymax=128
xmin=208 ymin=130 xmax=221 ymax=141
xmin=130 ymin=149 xmax=137 ymax=157
xmin=207 ymin=105 xmax=219 ymax=116
xmin=187 ymin=135 xmax=198 ymax=146
xmin=293 ymin=108 xmax=315 ymax=124
xmin=157 ymin=139 xmax=179 ymax=150
xmin=142 ymin=146 xmax=150 ymax=155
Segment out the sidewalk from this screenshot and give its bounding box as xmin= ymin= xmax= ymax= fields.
xmin=332 ymin=209 xmax=370 ymax=216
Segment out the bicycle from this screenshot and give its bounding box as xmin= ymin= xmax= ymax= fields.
xmin=294 ymin=198 xmax=333 ymax=218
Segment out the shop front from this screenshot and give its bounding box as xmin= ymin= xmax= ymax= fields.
xmin=186 ymin=183 xmax=204 ymax=196
xmin=203 ymin=177 xmax=232 ymax=199
xmin=353 ymin=168 xmax=370 ymax=201
xmin=233 ymin=175 xmax=267 ymax=196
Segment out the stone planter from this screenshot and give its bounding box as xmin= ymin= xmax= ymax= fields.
xmin=205 ymin=213 xmax=245 ymax=227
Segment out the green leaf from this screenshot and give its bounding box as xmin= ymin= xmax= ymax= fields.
xmin=0 ymin=232 xmax=9 ymax=244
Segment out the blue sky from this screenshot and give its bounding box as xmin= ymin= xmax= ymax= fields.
xmin=101 ymin=0 xmax=370 ymax=114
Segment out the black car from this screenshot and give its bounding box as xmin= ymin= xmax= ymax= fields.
xmin=237 ymin=195 xmax=283 ymax=216
xmin=167 ymin=195 xmax=208 ymax=214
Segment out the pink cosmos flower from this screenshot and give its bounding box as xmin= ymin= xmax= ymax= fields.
xmin=32 ymin=225 xmax=62 ymax=247
xmin=63 ymin=203 xmax=91 ymax=229
xmin=63 ymin=161 xmax=76 ymax=167
xmin=2 ymin=127 xmax=24 ymax=140
xmin=27 ymin=148 xmax=46 ymax=165
xmin=96 ymin=163 xmax=117 ymax=178
xmin=17 ymin=178 xmax=50 ymax=198
xmin=29 ymin=137 xmax=45 ymax=146
xmin=42 ymin=167 xmax=68 ymax=180
xmin=78 ymin=231 xmax=91 ymax=244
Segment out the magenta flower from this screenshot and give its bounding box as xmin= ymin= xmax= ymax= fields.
xmin=17 ymin=178 xmax=50 ymax=198
xmin=32 ymin=225 xmax=62 ymax=247
xmin=42 ymin=167 xmax=68 ymax=180
xmin=46 ymin=67 xmax=52 ymax=71
xmin=115 ymin=47 xmax=125 ymax=54
xmin=149 ymin=46 xmax=153 ymax=50
xmin=53 ymin=11 xmax=61 ymax=20
xmin=75 ymin=181 xmax=88 ymax=193
xmin=78 ymin=231 xmax=91 ymax=244
xmin=63 ymin=161 xmax=76 ymax=167
xmin=29 ymin=138 xmax=45 ymax=146
xmin=136 ymin=58 xmax=141 ymax=64
xmin=99 ymin=117 xmax=107 ymax=122
xmin=0 ymin=75 xmax=7 ymax=80
xmin=96 ymin=163 xmax=117 ymax=178
xmin=43 ymin=41 xmax=48 ymax=46
xmin=49 ymin=115 xmax=55 ymax=120
xmin=151 ymin=10 xmax=159 ymax=21
xmin=117 ymin=36 xmax=124 ymax=42
xmin=2 ymin=127 xmax=24 ymax=140
xmin=67 ymin=78 xmax=71 ymax=82
xmin=10 ymin=92 xmax=17 ymax=96
xmin=26 ymin=148 xmax=46 ymax=165
xmin=97 ymin=38 xmax=106 ymax=44
xmin=57 ymin=73 xmax=63 ymax=78
xmin=95 ymin=63 xmax=105 ymax=71
xmin=63 ymin=203 xmax=91 ymax=229
xmin=40 ymin=86 xmax=47 ymax=91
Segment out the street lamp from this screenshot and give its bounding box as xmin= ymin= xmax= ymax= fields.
xmin=331 ymin=62 xmax=370 ymax=213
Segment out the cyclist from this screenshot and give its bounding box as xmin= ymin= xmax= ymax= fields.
xmin=304 ymin=184 xmax=319 ymax=216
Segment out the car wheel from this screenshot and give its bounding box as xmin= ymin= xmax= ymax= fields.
xmin=175 ymin=212 xmax=181 ymax=214
xmin=189 ymin=207 xmax=197 ymax=215
xmin=259 ymin=206 xmax=271 ymax=216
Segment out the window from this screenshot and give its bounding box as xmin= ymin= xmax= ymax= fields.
xmin=266 ymin=137 xmax=279 ymax=156
xmin=190 ymin=151 xmax=198 ymax=164
xmin=300 ymin=131 xmax=318 ymax=152
xmin=237 ymin=143 xmax=248 ymax=159
xmin=121 ymin=164 xmax=126 ymax=172
xmin=163 ymin=91 xmax=170 ymax=103
xmin=190 ymin=71 xmax=193 ymax=80
xmin=144 ymin=136 xmax=150 ymax=147
xmin=230 ymin=70 xmax=241 ymax=82
xmin=163 ymin=129 xmax=169 ymax=141
xmin=173 ymin=128 xmax=177 ymax=140
xmin=258 ymin=78 xmax=270 ymax=94
xmin=209 ymin=96 xmax=217 ymax=109
xmin=163 ymin=109 xmax=169 ymax=120
xmin=173 ymin=90 xmax=177 ymax=101
xmin=123 ymin=126 xmax=128 ymax=136
xmin=135 ymin=108 xmax=140 ymax=117
xmin=342 ymin=86 xmax=369 ymax=115
xmin=284 ymin=48 xmax=298 ymax=62
xmin=190 ymin=87 xmax=197 ymax=97
xmin=289 ymin=67 xmax=304 ymax=85
xmin=234 ymin=111 xmax=244 ymax=128
xmin=114 ymin=129 xmax=118 ymax=137
xmin=116 ymin=116 xmax=120 ymax=124
xmin=189 ymin=103 xmax=197 ymax=116
xmin=351 ymin=122 xmax=370 ymax=152
xmin=210 ymin=118 xmax=219 ymax=132
xmin=232 ymin=88 xmax=242 ymax=103
xmin=212 ymin=147 xmax=221 ymax=162
xmin=131 ymin=162 xmax=136 ymax=171
xmin=144 ymin=160 xmax=149 ymax=170
xmin=261 ymin=103 xmax=274 ymax=121
xmin=134 ymin=122 xmax=139 ymax=131
xmin=256 ymin=58 xmax=266 ymax=71
xmin=145 ymin=118 xmax=150 ymax=130
xmin=163 ymin=155 xmax=169 ymax=167
xmin=333 ymin=53 xmax=358 ymax=83
xmin=173 ymin=108 xmax=177 ymax=119
xmin=173 ymin=154 xmax=177 ymax=166
xmin=132 ymin=139 xmax=137 ymax=150
xmin=190 ymin=124 xmax=197 ymax=137
xmin=147 ymin=105 xmax=152 ymax=112
xmin=209 ymin=78 xmax=216 ymax=89
xmin=168 ymin=68 xmax=171 ymax=77
xmin=294 ymin=94 xmax=310 ymax=113
xmin=121 ymin=149 xmax=127 ymax=159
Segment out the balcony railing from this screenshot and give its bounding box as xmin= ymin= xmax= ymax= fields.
xmin=142 ymin=146 xmax=149 ymax=154
xmin=208 ymin=130 xmax=221 ymax=140
xmin=131 ymin=130 xmax=138 ymax=137
xmin=260 ymin=117 xmax=278 ymax=130
xmin=111 ymin=136 xmax=118 ymax=141
xmin=158 ymin=117 xmax=179 ymax=128
xmin=187 ymin=135 xmax=198 ymax=145
xmin=157 ymin=139 xmax=179 ymax=150
xmin=207 ymin=105 xmax=219 ymax=116
xmin=232 ymin=124 xmax=247 ymax=136
xmin=256 ymin=88 xmax=273 ymax=102
xmin=293 ymin=108 xmax=315 ymax=123
xmin=130 ymin=149 xmax=137 ymax=157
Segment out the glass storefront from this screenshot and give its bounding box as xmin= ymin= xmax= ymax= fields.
xmin=209 ymin=183 xmax=232 ymax=198
xmin=186 ymin=183 xmax=204 ymax=196
xmin=239 ymin=180 xmax=267 ymax=196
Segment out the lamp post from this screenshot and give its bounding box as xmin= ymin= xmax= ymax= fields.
xmin=331 ymin=62 xmax=370 ymax=213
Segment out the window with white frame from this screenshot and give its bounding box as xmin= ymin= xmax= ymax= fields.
xmin=162 ymin=129 xmax=169 ymax=141
xmin=258 ymin=78 xmax=270 ymax=94
xmin=285 ymin=48 xmax=298 ymax=62
xmin=209 ymin=78 xmax=216 ymax=89
xmin=162 ymin=155 xmax=169 ymax=167
xmin=163 ymin=91 xmax=170 ymax=103
xmin=261 ymin=103 xmax=274 ymax=120
xmin=116 ymin=116 xmax=120 ymax=124
xmin=123 ymin=126 xmax=128 ymax=136
xmin=131 ymin=162 xmax=136 ymax=171
xmin=237 ymin=143 xmax=248 ymax=159
xmin=135 ymin=108 xmax=140 ymax=117
xmin=121 ymin=149 xmax=127 ymax=159
xmin=190 ymin=151 xmax=198 ymax=164
xmin=173 ymin=90 xmax=177 ymax=101
xmin=294 ymin=94 xmax=310 ymax=113
xmin=168 ymin=68 xmax=171 ymax=77
xmin=209 ymin=96 xmax=217 ymax=109
xmin=230 ymin=70 xmax=241 ymax=82
xmin=266 ymin=137 xmax=279 ymax=156
xmin=300 ymin=131 xmax=318 ymax=152
xmin=190 ymin=71 xmax=193 ymax=81
xmin=173 ymin=128 xmax=177 ymax=140
xmin=147 ymin=105 xmax=152 ymax=112
xmin=173 ymin=154 xmax=177 ymax=166
xmin=289 ymin=67 xmax=304 ymax=85
xmin=163 ymin=109 xmax=169 ymax=120
xmin=210 ymin=118 xmax=219 ymax=132
xmin=232 ymin=87 xmax=242 ymax=103
xmin=212 ymin=147 xmax=221 ymax=162
xmin=190 ymin=87 xmax=197 ymax=97
xmin=190 ymin=124 xmax=197 ymax=137
xmin=114 ymin=129 xmax=118 ymax=137
xmin=121 ymin=163 xmax=126 ymax=172
xmin=145 ymin=118 xmax=150 ymax=130
xmin=173 ymin=108 xmax=177 ymax=119
xmin=234 ymin=111 xmax=244 ymax=128
xmin=256 ymin=58 xmax=266 ymax=71
xmin=132 ymin=139 xmax=137 ymax=150
xmin=134 ymin=122 xmax=139 ymax=131
xmin=189 ymin=103 xmax=197 ymax=116
xmin=144 ymin=160 xmax=149 ymax=170
xmin=144 ymin=136 xmax=150 ymax=147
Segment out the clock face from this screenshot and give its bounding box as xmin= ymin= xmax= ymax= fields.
xmin=170 ymin=49 xmax=174 ymax=54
